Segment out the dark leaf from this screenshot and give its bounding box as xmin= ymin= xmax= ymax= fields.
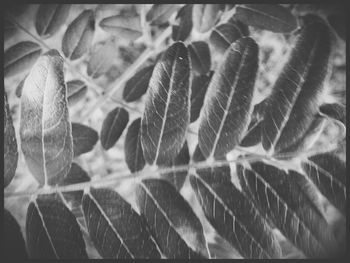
xmin=82 ymin=187 xmax=161 ymax=258
xmin=72 ymin=122 xmax=99 ymax=157
xmin=319 ymin=103 xmax=345 ymax=124
xmin=20 ymin=50 xmax=73 ymax=186
xmin=35 ymin=4 xmax=71 ymax=39
xmin=192 ymin=4 xmax=224 ymax=33
xmin=123 ymin=65 xmax=154 ymax=102
xmin=4 ymin=41 xmax=42 ymax=77
xmin=67 ymin=80 xmax=88 ymax=106
xmin=141 ymin=42 xmax=191 ymax=166
xmin=99 ymin=14 xmax=142 ymax=41
xmin=239 ymin=121 xmax=262 ymax=147
xmin=124 ymin=118 xmax=145 ymax=173
xmin=238 ymin=162 xmax=339 ymax=257
xmin=137 ymin=179 xmax=208 ymax=258
xmin=4 ymin=92 xmax=18 ymax=188
xmin=146 ymin=4 xmax=179 ymax=26
xmin=15 ymin=75 xmax=27 ymax=98
xmin=198 ymin=37 xmax=258 ymax=159
xmin=327 ymin=13 xmax=345 ymax=40
xmin=188 ymin=41 xmax=211 ymax=75
xmin=161 ymin=141 xmax=190 ymax=191
xmin=302 ymin=153 xmax=346 ymax=214
xmin=4 ymin=209 xmax=28 ymax=259
xmin=172 ymin=4 xmax=193 ymax=41
xmin=62 ymin=10 xmax=95 ymax=60
xmin=26 ymin=193 xmax=87 ymax=258
xmin=100 ymin=107 xmax=129 ymax=150
xmin=190 ymin=73 xmax=212 ymax=123
xmin=261 ymin=20 xmax=331 ymax=154
xmin=234 ymin=4 xmax=297 ymax=33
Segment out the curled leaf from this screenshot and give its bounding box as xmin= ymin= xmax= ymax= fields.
xmin=99 ymin=14 xmax=142 ymax=40
xmin=188 ymin=41 xmax=211 ymax=75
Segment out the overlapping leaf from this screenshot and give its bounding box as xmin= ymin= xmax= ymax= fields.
xmin=141 ymin=42 xmax=190 ymax=166
xmin=20 ymin=50 xmax=73 ymax=186
xmin=188 ymin=41 xmax=211 ymax=75
xmin=198 ymin=37 xmax=258 ymax=159
xmin=146 ymin=4 xmax=179 ymax=26
xmin=26 ymin=193 xmax=87 ymax=258
xmin=82 ymin=187 xmax=161 ymax=258
xmin=172 ymin=4 xmax=193 ymax=41
xmin=67 ymin=80 xmax=88 ymax=106
xmin=72 ymin=122 xmax=98 ymax=157
xmin=261 ymin=19 xmax=331 ymax=154
xmin=99 ymin=14 xmax=142 ymax=40
xmin=319 ymin=103 xmax=345 ymax=124
xmin=190 ymin=73 xmax=212 ymax=123
xmin=62 ymin=10 xmax=95 ymax=60
xmin=192 ymin=4 xmax=224 ymax=33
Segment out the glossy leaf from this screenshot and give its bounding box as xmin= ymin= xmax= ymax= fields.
xmin=192 ymin=4 xmax=224 ymax=33
xmin=172 ymin=4 xmax=193 ymax=41
xmin=141 ymin=42 xmax=191 ymax=166
xmin=26 ymin=193 xmax=87 ymax=258
xmin=188 ymin=41 xmax=211 ymax=75
xmin=99 ymin=14 xmax=142 ymax=40
xmin=319 ymin=103 xmax=345 ymax=124
xmin=35 ymin=4 xmax=71 ymax=38
xmin=72 ymin=122 xmax=99 ymax=157
xmin=100 ymin=107 xmax=129 ymax=150
xmin=62 ymin=10 xmax=95 ymax=60
xmin=146 ymin=4 xmax=179 ymax=26
xmin=4 ymin=209 xmax=28 ymax=259
xmin=82 ymin=187 xmax=161 ymax=258
xmin=198 ymin=37 xmax=258 ymax=159
xmin=137 ymin=179 xmax=207 ymax=258
xmin=190 ymin=73 xmax=212 ymax=123
xmin=20 ymin=50 xmax=73 ymax=186
xmin=4 ymin=41 xmax=42 ymax=77
xmin=67 ymin=80 xmax=88 ymax=106
xmin=4 ymin=92 xmax=18 ymax=188
xmin=234 ymin=4 xmax=297 ymax=33
xmin=123 ymin=65 xmax=154 ymax=102
xmin=302 ymin=153 xmax=346 ymax=214
xmin=261 ymin=20 xmax=331 ymax=154
xmin=124 ymin=118 xmax=145 ymax=173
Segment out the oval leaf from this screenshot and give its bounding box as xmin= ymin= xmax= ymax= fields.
xmin=137 ymin=179 xmax=207 ymax=258
xmin=67 ymin=80 xmax=88 ymax=106
xmin=123 ymin=65 xmax=154 ymax=102
xmin=234 ymin=4 xmax=297 ymax=33
xmin=100 ymin=107 xmax=129 ymax=150
xmin=82 ymin=187 xmax=161 ymax=258
xmin=26 ymin=193 xmax=87 ymax=258
xmin=261 ymin=20 xmax=331 ymax=154
xmin=190 ymin=73 xmax=212 ymax=123
xmin=198 ymin=37 xmax=258 ymax=160
xmin=4 ymin=41 xmax=42 ymax=78
xmin=72 ymin=122 xmax=99 ymax=157
xmin=141 ymin=42 xmax=191 ymax=166
xmin=35 ymin=4 xmax=71 ymax=38
xmin=62 ymin=9 xmax=95 ymax=60
xmin=99 ymin=14 xmax=142 ymax=40
xmin=20 ymin=50 xmax=73 ymax=186
xmin=4 ymin=92 xmax=18 ymax=188
xmin=146 ymin=4 xmax=179 ymax=26
xmin=172 ymin=4 xmax=193 ymax=41
xmin=188 ymin=41 xmax=211 ymax=75
xmin=192 ymin=4 xmax=224 ymax=33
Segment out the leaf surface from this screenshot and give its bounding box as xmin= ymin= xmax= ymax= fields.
xmin=72 ymin=122 xmax=98 ymax=157
xmin=66 ymin=80 xmax=88 ymax=106
xmin=190 ymin=73 xmax=212 ymax=123
xmin=192 ymin=4 xmax=224 ymax=33
xmin=188 ymin=41 xmax=211 ymax=75
xmin=319 ymin=103 xmax=345 ymax=124
xmin=99 ymin=14 xmax=142 ymax=40
xmin=172 ymin=4 xmax=193 ymax=41
xmin=146 ymin=4 xmax=179 ymax=26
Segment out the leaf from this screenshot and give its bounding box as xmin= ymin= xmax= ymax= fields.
xmin=302 ymin=153 xmax=346 ymax=214
xmin=72 ymin=122 xmax=99 ymax=157
xmin=141 ymin=42 xmax=191 ymax=166
xmin=100 ymin=107 xmax=129 ymax=150
xmin=4 ymin=19 xmax=17 ymax=40
xmin=146 ymin=4 xmax=179 ymax=26
xmin=4 ymin=209 xmax=28 ymax=259
xmin=192 ymin=4 xmax=224 ymax=33
xmin=87 ymin=39 xmax=117 ymax=78
xmin=26 ymin=193 xmax=87 ymax=258
xmin=35 ymin=4 xmax=71 ymax=38
xmin=15 ymin=75 xmax=27 ymax=98
xmin=99 ymin=14 xmax=142 ymax=40
xmin=261 ymin=20 xmax=331 ymax=154
xmin=238 ymin=162 xmax=340 ymax=257
xmin=124 ymin=118 xmax=146 ymax=173
xmin=190 ymin=73 xmax=212 ymax=123
xmin=188 ymin=41 xmax=211 ymax=75
xmin=66 ymin=80 xmax=88 ymax=106
xmin=4 ymin=92 xmax=18 ymax=188
xmin=327 ymin=13 xmax=345 ymax=40
xmin=4 ymin=41 xmax=42 ymax=77
xmin=137 ymin=179 xmax=207 ymax=258
xmin=234 ymin=4 xmax=297 ymax=33
xmin=210 ymin=20 xmax=248 ymax=54
xmin=161 ymin=141 xmax=190 ymax=191
xmin=198 ymin=37 xmax=258 ymax=160
xmin=62 ymin=9 xmax=95 ymax=60
xmin=172 ymin=4 xmax=193 ymax=41
xmin=319 ymin=103 xmax=345 ymax=124
xmin=190 ymin=145 xmax=281 ymax=259
xmin=20 ymin=50 xmax=73 ymax=186
xmin=82 ymin=187 xmax=161 ymax=258
xmin=123 ymin=65 xmax=154 ymax=102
